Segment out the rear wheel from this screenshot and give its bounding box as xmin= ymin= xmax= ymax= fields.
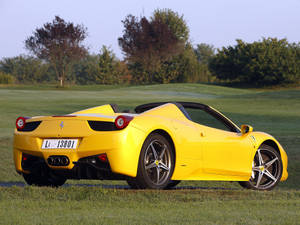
xmin=239 ymin=144 xmax=282 ymax=190
xmin=23 ymin=164 xmax=66 ymax=187
xmin=129 ymin=133 xmax=175 ymax=189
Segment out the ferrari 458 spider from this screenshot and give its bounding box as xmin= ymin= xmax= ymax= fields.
xmin=13 ymin=102 xmax=288 ymax=190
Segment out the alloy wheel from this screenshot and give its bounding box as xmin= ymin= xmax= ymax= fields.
xmin=248 ymin=146 xmax=282 ymax=190
xmin=143 ymin=140 xmax=171 ymax=185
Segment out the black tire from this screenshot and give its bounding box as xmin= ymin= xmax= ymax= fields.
xmin=127 ymin=179 xmax=181 ymax=190
xmin=239 ymin=144 xmax=282 ymax=190
xmin=126 ymin=177 xmax=140 ymax=189
xmin=132 ymin=133 xmax=175 ymax=189
xmin=23 ymin=164 xmax=66 ymax=187
xmin=166 ymin=180 xmax=181 ymax=189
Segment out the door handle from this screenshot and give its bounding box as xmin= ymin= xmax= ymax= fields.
xmin=200 ymin=132 xmax=205 ymax=137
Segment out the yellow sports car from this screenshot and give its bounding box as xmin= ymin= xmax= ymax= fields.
xmin=13 ymin=102 xmax=288 ymax=190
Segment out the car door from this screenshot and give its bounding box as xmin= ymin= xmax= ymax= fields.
xmin=183 ymin=105 xmax=253 ymax=179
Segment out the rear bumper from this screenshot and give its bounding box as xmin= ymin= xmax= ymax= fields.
xmin=20 ymin=153 xmax=127 ymax=180
xmin=13 ymin=125 xmax=146 ymax=178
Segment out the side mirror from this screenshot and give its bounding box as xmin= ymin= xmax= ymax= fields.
xmin=241 ymin=124 xmax=253 ymax=135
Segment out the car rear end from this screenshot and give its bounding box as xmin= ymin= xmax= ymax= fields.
xmin=13 ymin=113 xmax=145 ymax=181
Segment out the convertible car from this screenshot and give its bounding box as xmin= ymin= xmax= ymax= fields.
xmin=13 ymin=102 xmax=288 ymax=190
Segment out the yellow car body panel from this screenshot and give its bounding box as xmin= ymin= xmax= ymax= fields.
xmin=13 ymin=103 xmax=288 ymax=184
xmin=72 ymin=104 xmax=116 ymax=115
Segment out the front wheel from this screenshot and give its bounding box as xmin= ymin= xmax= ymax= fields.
xmin=131 ymin=133 xmax=175 ymax=189
xmin=166 ymin=180 xmax=181 ymax=189
xmin=239 ymin=144 xmax=282 ymax=190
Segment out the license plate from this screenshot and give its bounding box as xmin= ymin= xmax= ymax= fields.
xmin=42 ymin=139 xmax=78 ymax=149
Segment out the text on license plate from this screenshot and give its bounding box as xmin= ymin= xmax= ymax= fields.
xmin=42 ymin=139 xmax=78 ymax=149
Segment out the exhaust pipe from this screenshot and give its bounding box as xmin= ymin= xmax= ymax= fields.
xmin=47 ymin=157 xmax=53 ymax=165
xmin=48 ymin=156 xmax=69 ymax=166
xmin=61 ymin=156 xmax=69 ymax=165
xmin=54 ymin=157 xmax=61 ymax=165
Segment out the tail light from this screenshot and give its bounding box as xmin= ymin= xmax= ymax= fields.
xmin=97 ymin=153 xmax=108 ymax=162
xmin=16 ymin=117 xmax=29 ymax=130
xmin=22 ymin=153 xmax=30 ymax=161
xmin=114 ymin=115 xmax=133 ymax=129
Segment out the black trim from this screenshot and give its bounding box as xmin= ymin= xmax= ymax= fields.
xmin=21 ymin=153 xmax=126 ymax=180
xmin=135 ymin=102 xmax=169 ymax=113
xmin=177 ymin=102 xmax=239 ymax=132
xmin=134 ymin=102 xmax=203 ymax=121
xmin=21 ymin=154 xmax=45 ymax=171
xmin=70 ymin=155 xmax=126 ymax=180
xmin=135 ymin=102 xmax=207 ymax=114
xmin=110 ymin=104 xmax=119 ymax=113
xmin=174 ymin=102 xmax=192 ymax=121
xmin=18 ymin=121 xmax=41 ymax=132
xmin=76 ymin=155 xmax=110 ymax=171
xmin=88 ymin=121 xmax=117 ymax=131
xmin=134 ymin=102 xmax=239 ymax=133
xmin=203 ymin=106 xmax=239 ymax=133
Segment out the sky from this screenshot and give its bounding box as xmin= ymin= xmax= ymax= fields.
xmin=0 ymin=0 xmax=299 ymax=60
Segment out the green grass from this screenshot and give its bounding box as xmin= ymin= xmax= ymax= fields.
xmin=0 ymin=186 xmax=300 ymax=225
xmin=0 ymin=83 xmax=300 ymax=224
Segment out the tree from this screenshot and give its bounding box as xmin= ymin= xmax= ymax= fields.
xmin=0 ymin=71 xmax=15 ymax=84
xmin=118 ymin=10 xmax=188 ymax=83
xmin=149 ymin=44 xmax=200 ymax=83
xmin=151 ymin=8 xmax=189 ymax=43
xmin=209 ymin=38 xmax=300 ymax=86
xmin=194 ymin=43 xmax=215 ymax=64
xmin=194 ymin=43 xmax=216 ymax=82
xmin=97 ymin=45 xmax=125 ymax=84
xmin=0 ymin=55 xmax=53 ymax=83
xmin=73 ymin=48 xmax=130 ymax=85
xmin=73 ymin=54 xmax=100 ymax=85
xmin=98 ymin=46 xmax=116 ymax=84
xmin=119 ymin=15 xmax=183 ymax=70
xmin=25 ymin=16 xmax=88 ymax=87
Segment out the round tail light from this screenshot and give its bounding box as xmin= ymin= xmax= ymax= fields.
xmin=16 ymin=117 xmax=28 ymax=130
xmin=114 ymin=115 xmax=133 ymax=129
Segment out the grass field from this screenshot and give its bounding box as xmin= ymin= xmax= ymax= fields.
xmin=0 ymin=83 xmax=300 ymax=224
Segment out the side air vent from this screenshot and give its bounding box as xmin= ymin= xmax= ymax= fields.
xmin=17 ymin=121 xmax=41 ymax=132
xmin=88 ymin=121 xmax=117 ymax=131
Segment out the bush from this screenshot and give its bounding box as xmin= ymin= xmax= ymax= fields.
xmin=0 ymin=72 xmax=15 ymax=84
xmin=0 ymin=55 xmax=55 ymax=83
xmin=209 ymin=38 xmax=300 ymax=86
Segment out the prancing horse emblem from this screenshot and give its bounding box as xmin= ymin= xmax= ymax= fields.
xmin=60 ymin=121 xmax=64 ymax=129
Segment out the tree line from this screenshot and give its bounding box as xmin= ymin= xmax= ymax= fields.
xmin=0 ymin=10 xmax=299 ymax=87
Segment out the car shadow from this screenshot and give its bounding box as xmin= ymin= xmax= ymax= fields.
xmin=0 ymin=181 xmax=25 ymax=187
xmin=0 ymin=181 xmax=238 ymax=190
